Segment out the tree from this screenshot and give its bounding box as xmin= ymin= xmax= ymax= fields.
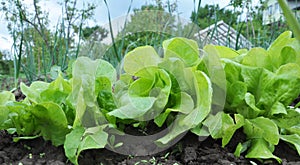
xmin=0 ymin=0 xmax=98 ymax=82
xmin=77 ymin=26 xmax=109 ymax=59
xmin=229 ymin=0 xmax=288 ymax=48
xmin=1 ymin=0 xmax=50 ymax=80
xmin=0 ymin=51 xmax=13 ymax=75
xmin=102 ymin=0 xmax=179 ymax=67
xmin=190 ymin=4 xmax=240 ymax=29
xmin=59 ymin=0 xmax=98 ymax=57
xmin=81 ymin=25 xmax=108 ymax=42
xmin=122 ymin=3 xmax=176 ymax=35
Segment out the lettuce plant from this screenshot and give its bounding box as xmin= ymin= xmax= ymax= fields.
xmin=63 ymin=38 xmax=215 ymax=164
xmin=202 ymin=31 xmax=300 ymax=163
xmin=0 ymin=74 xmax=72 ymax=146
xmin=1 ymin=32 xmax=299 ymax=164
xmin=0 ymin=37 xmax=217 ymax=164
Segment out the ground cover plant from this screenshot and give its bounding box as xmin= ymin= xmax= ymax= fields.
xmin=0 ymin=31 xmax=300 ymax=164
xmin=202 ymin=31 xmax=300 ymax=163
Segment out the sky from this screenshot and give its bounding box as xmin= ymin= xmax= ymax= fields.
xmin=0 ymin=0 xmax=248 ymax=51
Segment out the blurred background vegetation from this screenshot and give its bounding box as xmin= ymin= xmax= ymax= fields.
xmin=0 ymin=0 xmax=299 ymax=90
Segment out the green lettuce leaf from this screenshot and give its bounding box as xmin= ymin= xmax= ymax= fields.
xmin=0 ymin=91 xmax=15 ymax=128
xmin=234 ymin=141 xmax=251 ymax=157
xmin=156 ymin=71 xmax=212 ymax=144
xmin=67 ymin=57 xmax=115 ymax=127
xmin=273 ymin=108 xmax=300 ymax=135
xmin=30 ymin=102 xmax=69 ymax=146
xmin=40 ymin=73 xmax=72 ymax=105
xmin=5 ymin=102 xmax=36 ymax=135
xmin=226 ymin=81 xmax=247 ymax=109
xmin=181 ymin=71 xmax=212 ymax=127
xmin=20 ymin=81 xmax=49 ymax=103
xmin=64 ymin=125 xmax=108 ymax=165
xmin=0 ymin=91 xmax=15 ymax=105
xmin=280 ymin=134 xmax=300 ymax=156
xmin=163 ymin=37 xmax=200 ymax=66
xmin=209 ymin=45 xmax=239 ymax=59
xmin=268 ymin=31 xmax=300 ymax=70
xmin=158 ymin=58 xmax=194 ymax=94
xmin=166 ymin=92 xmax=194 ymax=114
xmin=203 ymin=112 xmax=244 ymax=147
xmin=223 ymin=58 xmax=300 ymax=118
xmin=221 ymin=114 xmax=244 ymax=147
xmin=244 ymin=117 xmax=279 ymax=145
xmin=0 ymin=106 xmax=10 ymax=129
xmin=109 ymin=67 xmax=171 ymax=120
xmin=123 ymin=46 xmax=162 ymax=75
xmin=245 ymin=139 xmax=281 ymax=163
xmin=257 ymin=63 xmax=300 ymax=110
xmin=108 ymin=93 xmax=156 ymax=119
xmin=154 ymin=108 xmax=172 ymax=127
xmin=241 ymin=47 xmax=272 ymax=70
xmin=279 ymin=46 xmax=297 ymax=66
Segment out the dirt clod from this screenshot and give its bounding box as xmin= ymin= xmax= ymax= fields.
xmin=183 ymin=147 xmax=197 ymax=163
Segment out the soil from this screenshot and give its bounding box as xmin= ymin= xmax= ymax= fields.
xmin=1 ymin=129 xmax=300 ymax=165
xmin=0 ymin=92 xmax=299 ymax=164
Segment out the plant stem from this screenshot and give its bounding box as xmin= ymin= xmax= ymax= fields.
xmin=278 ymin=0 xmax=300 ymax=42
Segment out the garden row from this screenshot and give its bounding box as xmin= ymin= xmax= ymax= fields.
xmin=0 ymin=31 xmax=300 ymax=164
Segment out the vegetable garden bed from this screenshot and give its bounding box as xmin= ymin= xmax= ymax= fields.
xmin=1 ymin=129 xmax=300 ymax=164
xmin=1 ymin=31 xmax=300 ymax=164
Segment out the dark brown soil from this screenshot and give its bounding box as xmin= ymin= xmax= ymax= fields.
xmin=12 ymin=88 xmax=26 ymax=102
xmin=291 ymin=95 xmax=300 ymax=107
xmin=1 ymin=129 xmax=300 ymax=165
xmin=0 ymin=77 xmax=29 ymax=92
